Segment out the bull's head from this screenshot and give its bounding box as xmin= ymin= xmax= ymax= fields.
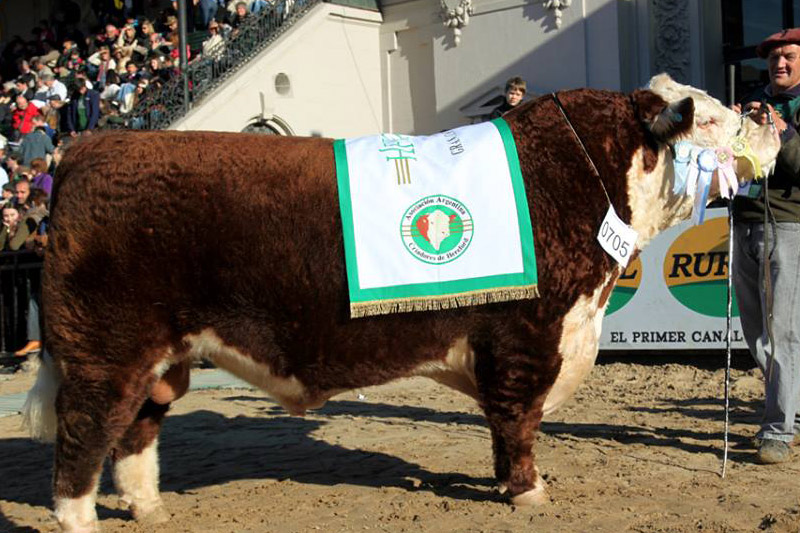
xmin=625 ymin=74 xmax=781 ymax=243
xmin=646 ymin=73 xmax=780 ymax=182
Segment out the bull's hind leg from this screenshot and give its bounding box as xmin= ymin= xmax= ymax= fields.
xmin=111 ymin=400 xmax=171 ymax=524
xmin=53 ymin=374 xmax=150 ymax=533
xmin=474 ymin=333 xmax=559 ymax=505
xmin=111 ymin=361 xmax=190 ymax=524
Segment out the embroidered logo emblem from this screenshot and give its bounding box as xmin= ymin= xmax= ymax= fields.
xmin=379 ymin=133 xmax=416 ymax=185
xmin=400 ymin=195 xmax=474 ymax=264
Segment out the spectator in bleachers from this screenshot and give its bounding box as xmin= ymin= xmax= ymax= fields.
xmin=116 ymin=24 xmax=148 ymax=60
xmin=31 ymin=57 xmax=54 ymax=79
xmin=88 ymin=46 xmax=116 ymax=90
xmin=11 ymin=95 xmax=41 ymax=141
xmin=19 ymin=119 xmax=55 ymax=166
xmin=40 ymin=72 xmax=68 ymax=103
xmin=29 ymin=158 xmax=53 ymax=197
xmin=139 ymin=19 xmax=157 ymax=43
xmin=13 ymin=178 xmax=30 ymax=211
xmin=0 ymin=202 xmax=21 ymax=249
xmin=228 ymin=2 xmax=250 ymax=32
xmin=203 ymin=20 xmax=225 ymax=61
xmin=121 ymin=61 xmax=142 ymax=84
xmin=2 ymin=186 xmax=46 ymax=251
xmin=165 ymin=15 xmax=179 ymax=38
xmin=17 ymin=59 xmax=37 ymax=88
xmin=55 ymin=40 xmax=77 ymax=77
xmin=101 ymin=24 xmax=120 ymax=49
xmin=145 ymin=54 xmax=169 ymax=83
xmin=6 ymin=154 xmax=23 ymax=182
xmin=99 ymin=70 xmax=121 ymax=101
xmin=65 ymin=79 xmax=100 ymax=136
xmin=64 ymin=46 xmax=85 ymax=73
xmin=14 ymin=78 xmax=34 ymax=101
xmin=1 ymin=183 xmax=13 ymax=202
xmin=146 ymin=31 xmax=169 ymax=56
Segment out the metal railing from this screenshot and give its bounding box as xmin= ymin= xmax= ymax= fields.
xmin=109 ymin=0 xmax=322 ymax=131
xmin=0 ymin=250 xmax=42 ymax=359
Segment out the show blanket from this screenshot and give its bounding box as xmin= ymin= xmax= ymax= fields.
xmin=334 ymin=118 xmax=538 ymax=318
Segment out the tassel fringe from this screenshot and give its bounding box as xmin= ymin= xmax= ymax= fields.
xmin=350 ymin=285 xmax=540 ymax=318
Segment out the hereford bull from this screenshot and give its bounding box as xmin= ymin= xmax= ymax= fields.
xmin=24 ymin=74 xmax=779 ymax=532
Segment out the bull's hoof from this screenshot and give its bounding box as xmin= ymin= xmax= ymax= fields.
xmin=496 ymin=483 xmax=508 ymax=495
xmin=510 ymin=485 xmax=550 ymax=506
xmin=55 ymin=518 xmax=100 ymax=533
xmin=130 ymin=502 xmax=171 ymax=525
xmin=509 ymin=475 xmax=550 ymax=506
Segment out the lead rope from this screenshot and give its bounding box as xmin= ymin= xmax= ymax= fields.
xmin=551 ymin=93 xmax=614 ymax=209
xmin=722 ymin=201 xmax=734 ymax=478
xmin=722 ymin=107 xmax=758 ymax=478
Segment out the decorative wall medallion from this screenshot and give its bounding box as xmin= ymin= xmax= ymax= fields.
xmin=440 ymin=0 xmax=473 ymax=46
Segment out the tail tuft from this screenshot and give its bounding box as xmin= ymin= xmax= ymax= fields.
xmin=21 ymin=351 xmax=59 ymax=442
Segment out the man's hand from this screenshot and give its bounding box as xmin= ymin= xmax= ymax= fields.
xmin=745 ymin=101 xmax=789 ymax=133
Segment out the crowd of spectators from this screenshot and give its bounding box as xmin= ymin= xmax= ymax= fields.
xmin=0 ymin=0 xmax=277 ymax=143
xmin=0 ymin=0 xmax=286 ymax=355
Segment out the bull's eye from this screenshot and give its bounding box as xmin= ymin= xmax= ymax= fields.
xmin=697 ymin=117 xmax=718 ymax=128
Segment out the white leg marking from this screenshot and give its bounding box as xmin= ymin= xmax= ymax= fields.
xmin=510 ymin=467 xmax=550 ymax=506
xmin=113 ymin=438 xmax=169 ymax=524
xmin=54 ymin=477 xmax=100 ymax=533
xmin=184 ymin=329 xmax=328 ymax=415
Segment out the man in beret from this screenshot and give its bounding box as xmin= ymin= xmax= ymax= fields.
xmin=732 ymin=27 xmax=800 ymax=464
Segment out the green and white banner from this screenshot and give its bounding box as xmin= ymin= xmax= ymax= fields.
xmin=334 ymin=119 xmax=538 ymax=318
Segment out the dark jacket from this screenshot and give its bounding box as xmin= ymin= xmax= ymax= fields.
xmin=66 ymin=89 xmax=101 ymax=133
xmin=733 ymin=84 xmax=800 ymax=222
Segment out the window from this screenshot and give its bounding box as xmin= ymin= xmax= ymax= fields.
xmin=722 ymin=0 xmax=797 ymax=102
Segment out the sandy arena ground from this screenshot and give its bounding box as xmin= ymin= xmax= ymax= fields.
xmin=2 ymin=355 xmax=800 ymax=533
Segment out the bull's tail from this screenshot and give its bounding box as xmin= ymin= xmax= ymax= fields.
xmin=21 ymin=350 xmax=60 ymax=442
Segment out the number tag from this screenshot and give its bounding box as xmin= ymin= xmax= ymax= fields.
xmin=596 ymin=206 xmax=638 ymax=267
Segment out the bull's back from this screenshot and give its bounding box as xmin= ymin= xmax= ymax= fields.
xmin=47 ymin=131 xmax=344 ymax=324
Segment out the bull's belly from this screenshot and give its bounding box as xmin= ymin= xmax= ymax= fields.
xmin=178 ymin=269 xmax=612 ymax=417
xmin=183 ymin=329 xmax=339 ymax=415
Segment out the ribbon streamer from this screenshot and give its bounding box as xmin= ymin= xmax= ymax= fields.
xmin=672 ymin=140 xmax=693 ymax=194
xmin=715 ymin=147 xmax=738 ymax=199
xmin=730 ymin=136 xmax=763 ymax=180
xmin=691 ymin=148 xmax=716 ymax=225
xmin=686 ymin=146 xmax=701 ymax=197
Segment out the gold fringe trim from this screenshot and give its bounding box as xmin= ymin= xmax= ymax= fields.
xmin=350 ymin=284 xmax=540 ymax=318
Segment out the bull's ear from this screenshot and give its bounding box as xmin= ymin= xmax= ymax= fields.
xmin=632 ymin=89 xmax=694 ymax=142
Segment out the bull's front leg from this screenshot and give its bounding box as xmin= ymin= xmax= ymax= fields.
xmin=474 ymin=333 xmax=558 ymax=505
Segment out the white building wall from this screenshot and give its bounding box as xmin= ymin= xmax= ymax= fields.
xmin=379 ymin=0 xmax=622 ymax=134
xmin=173 ymin=3 xmax=384 ymax=138
xmin=172 ymin=0 xmax=730 ymax=137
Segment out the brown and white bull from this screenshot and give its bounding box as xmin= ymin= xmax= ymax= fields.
xmin=23 ymin=74 xmax=779 ymax=532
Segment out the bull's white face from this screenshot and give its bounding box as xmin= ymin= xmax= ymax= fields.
xmin=626 ymin=74 xmax=782 ymax=248
xmin=648 ymin=73 xmax=781 ymax=181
